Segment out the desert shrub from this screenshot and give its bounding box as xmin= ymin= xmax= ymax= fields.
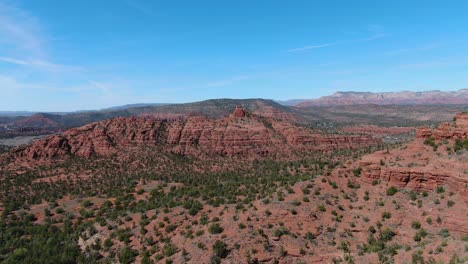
xmin=213 ymin=240 xmax=229 ymax=258
xmin=386 ymin=186 xmax=398 ymax=196
xmin=436 ymin=186 xmax=445 ymax=193
xmin=353 ymin=167 xmax=362 ymax=177
xmin=379 ymin=228 xmax=396 ymax=242
xmin=454 ymin=138 xmax=468 ymax=151
xmin=118 ymin=246 xmax=137 ymax=264
xmin=439 ymin=229 xmax=450 ymax=238
xmin=163 ymin=243 xmax=178 ymax=257
xmin=273 ymin=227 xmax=289 ymax=238
xmin=318 ymin=205 xmax=326 ymax=212
xmin=414 ymin=229 xmax=428 ymax=242
xmin=411 ymin=221 xmax=421 ymax=229
xmin=183 ymin=200 xmax=204 ymax=216
xmin=165 ymin=224 xmax=177 ymax=233
xmin=424 ymin=137 xmax=436 ymax=147
xmin=208 ymin=223 xmax=224 ymax=234
xmin=381 ymin=212 xmax=391 ymax=220
xmin=304 ymin=231 xmax=316 ymax=241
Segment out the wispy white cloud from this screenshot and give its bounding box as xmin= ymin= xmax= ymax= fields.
xmin=286 ymin=42 xmax=340 ymax=52
xmin=384 ymin=43 xmax=440 ymax=56
xmin=286 ymin=26 xmax=389 ymax=53
xmin=0 ymin=56 xmax=82 ymax=72
xmin=0 ymin=2 xmax=45 ymax=57
xmin=0 ymin=73 xmax=145 ymax=111
xmin=0 ymin=2 xmax=82 ymax=73
xmin=0 ymin=74 xmax=94 ymax=94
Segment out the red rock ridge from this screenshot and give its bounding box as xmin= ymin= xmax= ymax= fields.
xmin=12 ymin=108 xmax=379 ymax=161
xmin=341 ymin=113 xmax=468 ymax=193
xmin=416 ymin=112 xmax=468 ymax=140
xmin=9 ymin=113 xmax=59 ymax=129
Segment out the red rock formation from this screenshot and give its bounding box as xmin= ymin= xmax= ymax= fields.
xmin=416 ymin=113 xmax=468 ymax=140
xmin=12 ymin=109 xmax=379 ymax=161
xmin=359 ymin=161 xmax=466 ymax=192
xmin=14 ymin=117 xmax=165 ymax=159
xmin=137 ymin=112 xmax=188 ymax=121
xmin=231 ymin=106 xmax=246 ymax=118
xmin=455 ymin=112 xmax=468 ymax=128
xmin=345 ymin=113 xmax=468 ymax=193
xmin=415 ymin=126 xmax=433 ymax=138
xmin=9 ymin=113 xmax=59 ymax=129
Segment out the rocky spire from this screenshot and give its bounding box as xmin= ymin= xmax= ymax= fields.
xmin=232 ymin=106 xmax=246 ymax=118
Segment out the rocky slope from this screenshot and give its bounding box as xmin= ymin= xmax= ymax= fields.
xmin=1 ymin=112 xmax=467 ymax=264
xmin=11 ymin=107 xmax=378 ymax=161
xmin=297 ymin=89 xmax=468 ymax=106
xmin=336 ymin=112 xmax=468 ymax=193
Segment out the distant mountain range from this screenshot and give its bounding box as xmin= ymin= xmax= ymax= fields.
xmin=2 ymin=89 xmax=466 ymax=116
xmin=296 ymin=89 xmax=468 ymax=107
xmin=1 ymin=89 xmax=467 ymax=140
xmin=99 ymin=103 xmax=168 ymax=111
xmin=274 ymin=99 xmax=309 ymax=106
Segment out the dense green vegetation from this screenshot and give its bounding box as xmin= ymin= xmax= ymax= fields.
xmin=0 ymin=214 xmax=85 ymax=263
xmin=454 ymin=138 xmax=468 ymax=151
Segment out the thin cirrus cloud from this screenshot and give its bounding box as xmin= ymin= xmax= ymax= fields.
xmin=384 ymin=43 xmax=440 ymax=56
xmin=286 ymin=30 xmax=389 ymax=53
xmin=0 ymin=2 xmax=44 ymax=57
xmin=286 ymin=42 xmax=341 ymax=53
xmin=0 ymin=2 xmax=81 ymax=73
xmin=0 ymin=56 xmax=82 ymax=72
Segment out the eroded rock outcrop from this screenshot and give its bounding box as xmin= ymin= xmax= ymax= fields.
xmin=416 ymin=112 xmax=468 ymax=140
xmin=343 ymin=113 xmax=468 ymax=193
xmin=231 ymin=106 xmax=247 ymax=118
xmin=12 ymin=108 xmax=379 ymax=161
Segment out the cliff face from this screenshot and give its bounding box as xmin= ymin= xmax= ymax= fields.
xmin=12 ymin=108 xmax=378 ymax=161
xmin=416 ymin=112 xmax=468 ymax=140
xmin=14 ymin=118 xmax=165 ymax=159
xmin=358 ymin=161 xmax=466 ymax=192
xmin=340 ymin=113 xmax=468 ymax=193
xmin=455 ymin=112 xmax=468 ymax=127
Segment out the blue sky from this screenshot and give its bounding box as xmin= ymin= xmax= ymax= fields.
xmin=1 ymin=0 xmax=468 ymax=111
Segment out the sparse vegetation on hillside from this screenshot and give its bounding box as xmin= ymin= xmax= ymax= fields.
xmin=0 ymin=111 xmax=466 ymax=263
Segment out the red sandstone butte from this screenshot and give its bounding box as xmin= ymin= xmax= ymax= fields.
xmin=11 ymin=107 xmax=379 ymax=161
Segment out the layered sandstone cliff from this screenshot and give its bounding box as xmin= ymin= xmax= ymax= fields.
xmin=341 ymin=113 xmax=468 ymax=193
xmin=416 ymin=112 xmax=468 ymax=140
xmin=12 ymin=108 xmax=378 ymax=160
